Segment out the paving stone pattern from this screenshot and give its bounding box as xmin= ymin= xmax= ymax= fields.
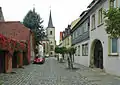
xmin=0 ymin=57 xmax=120 ymax=85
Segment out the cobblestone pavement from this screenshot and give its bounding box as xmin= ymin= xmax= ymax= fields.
xmin=0 ymin=57 xmax=120 ymax=85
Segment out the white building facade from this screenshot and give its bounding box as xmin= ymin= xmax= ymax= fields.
xmin=71 ymin=12 xmax=90 ymax=67
xmin=71 ymin=0 xmax=120 ymax=76
xmin=38 ymin=44 xmax=43 ymax=56
xmin=89 ymin=0 xmax=120 ymax=76
xmin=73 ymin=0 xmax=120 ymax=76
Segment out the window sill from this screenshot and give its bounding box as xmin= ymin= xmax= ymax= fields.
xmin=108 ymin=53 xmax=119 ymax=56
xmin=91 ymin=28 xmax=96 ymax=31
xmin=97 ymin=23 xmax=104 ymax=27
xmin=82 ymin=55 xmax=88 ymax=56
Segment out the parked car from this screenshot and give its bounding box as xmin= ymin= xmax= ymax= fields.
xmin=33 ymin=55 xmax=45 ymax=64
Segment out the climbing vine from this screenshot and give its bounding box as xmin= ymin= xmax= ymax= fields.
xmin=0 ymin=34 xmax=27 ymax=54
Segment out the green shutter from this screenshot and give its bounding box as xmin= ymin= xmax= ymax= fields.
xmin=108 ymin=36 xmax=111 ymax=55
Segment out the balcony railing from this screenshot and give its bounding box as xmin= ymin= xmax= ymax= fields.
xmin=72 ymin=31 xmax=89 ymax=45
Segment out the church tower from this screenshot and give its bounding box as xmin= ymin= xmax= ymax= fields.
xmin=47 ymin=10 xmax=55 ymax=57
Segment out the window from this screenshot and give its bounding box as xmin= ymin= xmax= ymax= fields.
xmin=75 ymin=47 xmax=77 ymax=56
xmin=50 ymin=31 xmax=52 ymax=35
xmin=78 ymin=27 xmax=81 ymax=35
xmin=50 ymin=45 xmax=54 ymax=51
xmin=78 ymin=46 xmax=80 ymax=56
xmin=46 ymin=42 xmax=49 ymax=53
xmin=77 ymin=28 xmax=79 ymax=36
xmin=98 ymin=8 xmax=103 ymax=24
xmin=72 ymin=33 xmax=74 ymax=39
xmin=82 ymin=23 xmax=85 ymax=33
xmin=84 ymin=21 xmax=88 ymax=32
xmin=75 ymin=31 xmax=77 ymax=38
xmin=68 ymin=37 xmax=69 ymax=45
xmin=74 ymin=32 xmax=76 ymax=39
xmin=111 ymin=38 xmax=118 ymax=53
xmin=82 ymin=45 xmax=84 ymax=55
xmin=81 ymin=24 xmax=84 ymax=34
xmin=119 ymin=0 xmax=120 ymax=8
xmin=82 ymin=43 xmax=88 ymax=56
xmin=91 ymin=14 xmax=95 ymax=29
xmin=109 ymin=0 xmax=116 ymax=8
xmin=65 ymin=39 xmax=67 ymax=46
xmin=43 ymin=43 xmax=45 ymax=53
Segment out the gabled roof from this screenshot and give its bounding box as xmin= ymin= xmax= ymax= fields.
xmin=87 ymin=0 xmax=96 ymax=8
xmin=80 ymin=10 xmax=89 ymax=17
xmin=87 ymin=0 xmax=100 ymax=8
xmin=47 ymin=10 xmax=54 ymax=28
xmin=71 ymin=18 xmax=80 ymax=29
xmin=0 ymin=21 xmax=30 ymax=41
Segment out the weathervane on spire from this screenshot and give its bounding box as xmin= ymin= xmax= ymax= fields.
xmin=33 ymin=4 xmax=35 ymax=12
xmin=47 ymin=5 xmax=54 ymax=28
xmin=49 ymin=5 xmax=51 ymax=10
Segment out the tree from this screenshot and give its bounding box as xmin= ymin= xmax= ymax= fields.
xmin=55 ymin=47 xmax=67 ymax=61
xmin=55 ymin=46 xmax=60 ymax=53
xmin=23 ymin=9 xmax=46 ymax=46
xmin=60 ymin=47 xmax=67 ymax=60
xmin=67 ymin=47 xmax=76 ymax=69
xmin=55 ymin=46 xmax=61 ymax=61
xmin=104 ymin=7 xmax=120 ymax=37
xmin=70 ymin=47 xmax=76 ymax=61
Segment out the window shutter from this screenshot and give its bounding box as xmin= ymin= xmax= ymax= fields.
xmin=108 ymin=36 xmax=111 ymax=55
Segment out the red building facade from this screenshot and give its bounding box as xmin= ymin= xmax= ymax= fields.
xmin=0 ymin=21 xmax=31 ymax=73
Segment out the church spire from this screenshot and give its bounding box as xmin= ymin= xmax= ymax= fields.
xmin=47 ymin=10 xmax=54 ymax=28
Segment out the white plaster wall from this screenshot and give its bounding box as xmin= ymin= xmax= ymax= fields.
xmin=38 ymin=45 xmax=43 ymax=56
xmin=89 ymin=0 xmax=120 ymax=76
xmin=41 ymin=41 xmax=49 ymax=56
xmin=74 ymin=40 xmax=90 ymax=67
xmin=104 ymin=38 xmax=120 ymax=76
xmin=47 ymin=27 xmax=55 ymax=56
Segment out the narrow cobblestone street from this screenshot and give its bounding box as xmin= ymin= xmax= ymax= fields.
xmin=0 ymin=57 xmax=120 ymax=85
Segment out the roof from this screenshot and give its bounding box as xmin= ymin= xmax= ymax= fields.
xmin=70 ymin=18 xmax=80 ymax=29
xmin=87 ymin=0 xmax=96 ymax=8
xmin=47 ymin=10 xmax=54 ymax=28
xmin=80 ymin=10 xmax=89 ymax=17
xmin=0 ymin=21 xmax=30 ymax=41
xmin=71 ymin=0 xmax=103 ymax=33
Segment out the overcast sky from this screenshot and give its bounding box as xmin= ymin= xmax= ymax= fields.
xmin=0 ymin=0 xmax=92 ymax=45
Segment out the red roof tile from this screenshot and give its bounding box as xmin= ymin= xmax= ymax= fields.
xmin=0 ymin=21 xmax=30 ymax=41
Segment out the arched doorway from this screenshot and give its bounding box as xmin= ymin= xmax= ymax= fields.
xmin=90 ymin=39 xmax=103 ymax=69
